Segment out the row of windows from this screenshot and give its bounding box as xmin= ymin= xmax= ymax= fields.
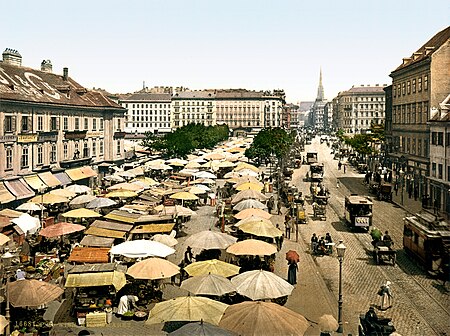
xmin=431 ymin=132 xmax=450 ymax=146
xmin=430 ymin=162 xmax=446 ymax=180
xmin=393 ymin=75 xmax=428 ymax=97
xmin=130 ymin=116 xmax=169 ymax=122
xmin=125 ymin=104 xmax=170 ymax=108
xmin=173 ymin=101 xmax=212 ymax=106
xmin=131 ymin=110 xmax=169 ymax=115
xmin=4 ymin=116 xmax=106 ymax=133
xmin=393 ymin=136 xmax=428 ymax=157
xmin=129 ymin=123 xmax=170 ymax=128
xmin=393 ymin=102 xmax=428 ymax=124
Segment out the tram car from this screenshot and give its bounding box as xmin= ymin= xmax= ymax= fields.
xmin=310 ymin=163 xmax=324 ymax=182
xmin=403 ymin=212 xmax=450 ymax=277
xmin=306 ymin=151 xmax=318 ymax=164
xmin=344 ymin=195 xmax=373 ymax=230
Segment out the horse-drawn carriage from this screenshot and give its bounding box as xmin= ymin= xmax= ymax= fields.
xmin=310 ymin=182 xmax=329 ymax=205
xmin=310 ymin=163 xmax=324 ymax=182
xmin=377 ymin=183 xmax=393 ymax=202
xmin=313 ymin=203 xmax=327 ymax=220
xmin=373 ymin=240 xmax=396 ymax=265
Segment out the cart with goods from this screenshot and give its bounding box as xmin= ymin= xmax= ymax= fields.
xmin=313 ymin=203 xmax=327 ymax=220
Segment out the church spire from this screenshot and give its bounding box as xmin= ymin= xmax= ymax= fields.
xmin=316 ymin=67 xmax=324 ymax=101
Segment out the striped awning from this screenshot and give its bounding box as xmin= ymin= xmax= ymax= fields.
xmin=66 ymin=168 xmax=86 ymax=181
xmin=80 ymin=166 xmax=97 ymax=178
xmin=54 ymin=172 xmax=72 ymax=185
xmin=23 ymin=175 xmax=47 ymax=191
xmin=4 ymin=178 xmax=35 ymax=200
xmin=38 ymin=172 xmax=61 ymax=187
xmin=0 ymin=182 xmax=15 ymax=204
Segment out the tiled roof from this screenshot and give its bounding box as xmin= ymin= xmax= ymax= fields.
xmin=393 ymin=26 xmax=450 ymax=72
xmin=173 ymin=91 xmax=216 ymax=99
xmin=0 ymin=63 xmax=123 ymax=109
xmin=122 ymin=92 xmax=172 ymax=102
xmin=347 ymin=86 xmax=386 ymax=94
xmin=215 ymin=90 xmax=264 ymax=99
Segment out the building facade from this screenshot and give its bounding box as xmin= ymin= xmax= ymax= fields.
xmin=120 ymin=93 xmax=172 ymax=134
xmin=428 ymin=94 xmax=450 ymax=215
xmin=172 ymin=91 xmax=216 ymax=128
xmin=324 ymin=101 xmax=333 ymax=130
xmin=0 ymin=49 xmax=126 ymax=181
xmin=388 ymin=26 xmax=450 ymax=201
xmin=336 ymin=85 xmax=387 ymax=134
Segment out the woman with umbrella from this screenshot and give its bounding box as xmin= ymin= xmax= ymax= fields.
xmin=286 ymin=250 xmax=300 ymax=285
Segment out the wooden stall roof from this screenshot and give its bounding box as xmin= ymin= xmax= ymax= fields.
xmin=68 ymin=263 xmax=118 ymax=274
xmin=104 ymin=210 xmax=141 ymax=224
xmin=135 ymin=214 xmax=174 ymax=224
xmin=80 ymin=235 xmax=115 ymax=248
xmin=121 ymin=204 xmax=150 ymax=213
xmin=130 ymin=223 xmax=175 ymax=234
xmin=67 ymin=247 xmax=110 ymax=264
xmin=137 ymin=193 xmax=160 ymax=202
xmin=90 ymin=220 xmax=133 ymax=232
xmin=84 ymin=227 xmax=126 ymax=239
xmin=0 ymin=209 xmax=23 ymax=218
xmin=65 ymin=271 xmax=126 ymax=291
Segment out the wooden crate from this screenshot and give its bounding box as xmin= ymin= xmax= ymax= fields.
xmin=86 ymin=312 xmax=107 ymax=327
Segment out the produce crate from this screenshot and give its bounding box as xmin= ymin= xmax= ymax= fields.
xmin=86 ymin=312 xmax=107 ymax=327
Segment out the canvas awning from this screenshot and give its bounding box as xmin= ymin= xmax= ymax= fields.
xmin=90 ymin=220 xmax=133 ymax=232
xmin=66 ymin=168 xmax=86 ymax=181
xmin=135 ymin=214 xmax=174 ymax=224
xmin=23 ymin=175 xmax=48 ymax=191
xmin=4 ymin=178 xmax=35 ymax=200
xmin=0 ymin=208 xmax=23 ymax=218
xmin=84 ymin=227 xmax=126 ymax=239
xmin=80 ymin=166 xmax=97 ymax=178
xmin=0 ymin=182 xmax=15 ymax=204
xmin=65 ymin=271 xmax=126 ymax=291
xmin=104 ymin=210 xmax=140 ymax=224
xmin=131 ymin=223 xmax=175 ymax=234
xmin=67 ymin=247 xmax=110 ymax=264
xmin=53 ymin=172 xmax=72 ymax=185
xmin=38 ymin=172 xmax=61 ymax=187
xmin=80 ymin=235 xmax=115 ymax=247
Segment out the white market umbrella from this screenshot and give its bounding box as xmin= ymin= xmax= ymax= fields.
xmin=194 ymin=171 xmax=217 ymax=179
xmin=184 ymin=230 xmax=237 ymax=250
xmin=231 ymin=270 xmax=294 ymax=300
xmin=69 ymin=194 xmax=97 ymax=206
xmin=110 ymin=240 xmax=175 ymax=258
xmin=86 ymin=197 xmax=117 ymax=209
xmin=16 ymin=202 xmax=45 ymax=212
xmin=233 ymin=199 xmax=267 ymax=212
xmin=12 ymin=213 xmax=40 ymax=235
xmin=181 ymin=274 xmax=236 ymax=296
xmin=66 ymin=184 xmax=91 ymax=194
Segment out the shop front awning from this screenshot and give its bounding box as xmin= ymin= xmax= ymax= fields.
xmin=84 ymin=227 xmax=126 ymax=239
xmin=0 ymin=182 xmax=15 ymax=204
xmin=65 ymin=271 xmax=126 ymax=291
xmin=38 ymin=172 xmax=61 ymax=188
xmin=66 ymin=168 xmax=86 ymax=181
xmin=104 ymin=210 xmax=140 ymax=224
xmin=53 ymin=172 xmax=72 ymax=186
xmin=23 ymin=175 xmax=48 ymax=191
xmin=4 ymin=178 xmax=35 ymax=200
xmin=80 ymin=166 xmax=97 ymax=178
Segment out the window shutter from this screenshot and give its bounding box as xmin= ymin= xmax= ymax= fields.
xmin=12 ymin=116 xmax=16 ymax=133
xmin=28 ymin=116 xmax=32 ymax=131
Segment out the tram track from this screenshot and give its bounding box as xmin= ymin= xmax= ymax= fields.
xmin=314 ymin=140 xmax=450 ymax=335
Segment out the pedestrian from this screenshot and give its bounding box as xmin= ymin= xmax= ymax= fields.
xmin=285 ymin=216 xmax=291 ymax=239
xmin=343 ymin=164 xmax=346 ymax=174
xmin=184 ymin=246 xmax=194 ymax=265
xmin=287 ymin=261 xmax=298 ymax=285
xmin=394 ymin=182 xmax=398 ymax=196
xmin=117 ymin=295 xmax=139 ymax=315
xmin=338 ymin=161 xmax=342 ymax=170
xmin=325 ymin=233 xmax=333 ymax=254
xmin=311 ymin=233 xmax=318 ymax=253
xmin=336 ymin=180 xmax=340 ymax=189
xmin=379 ymin=281 xmax=393 ymax=310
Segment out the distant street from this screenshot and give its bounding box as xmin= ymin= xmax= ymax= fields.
xmin=290 ymin=137 xmax=450 ymax=335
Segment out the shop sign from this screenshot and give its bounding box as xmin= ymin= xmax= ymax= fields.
xmin=64 ymin=131 xmax=87 ymax=140
xmin=38 ymin=132 xmax=58 ymax=142
xmin=0 ymin=135 xmax=17 ymax=143
xmin=86 ymin=131 xmax=104 ymax=138
xmin=18 ymin=134 xmax=38 ymax=143
xmin=114 ymin=132 xmax=126 ymax=139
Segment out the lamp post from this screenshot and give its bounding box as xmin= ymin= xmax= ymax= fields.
xmin=336 ymin=240 xmax=346 ymax=334
xmin=399 ymin=169 xmax=404 ymax=205
xmin=2 ymin=251 xmax=14 ymax=336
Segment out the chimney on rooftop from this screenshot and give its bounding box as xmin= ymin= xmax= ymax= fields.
xmin=63 ymin=67 xmax=68 ymax=81
xmin=2 ymin=48 xmax=22 ymax=66
xmin=41 ymin=60 xmax=52 ymax=73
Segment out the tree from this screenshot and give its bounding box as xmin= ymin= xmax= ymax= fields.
xmin=245 ymin=128 xmax=294 ymax=164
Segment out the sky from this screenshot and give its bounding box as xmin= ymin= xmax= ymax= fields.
xmin=3 ymin=0 xmax=449 ymax=103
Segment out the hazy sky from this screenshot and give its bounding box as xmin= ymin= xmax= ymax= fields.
xmin=3 ymin=0 xmax=449 ymax=102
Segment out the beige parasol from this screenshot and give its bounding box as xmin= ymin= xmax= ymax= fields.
xmin=226 ymin=239 xmax=277 ymax=256
xmin=184 ymin=259 xmax=240 ymax=278
xmin=126 ymin=257 xmax=180 ymax=280
xmin=219 ymin=301 xmax=309 ymax=336
xmin=61 ymin=208 xmax=101 ymax=219
xmin=146 ymin=296 xmax=228 ymax=325
xmin=234 ymin=215 xmax=273 ymax=228
xmin=238 ymin=220 xmax=282 ymax=238
xmin=105 ymin=190 xmax=138 ymax=198
xmin=184 ymin=230 xmax=237 ymax=250
xmin=49 ymin=188 xmax=77 ymax=198
xmin=7 ymin=279 xmax=64 ymax=307
xmin=30 ymin=193 xmax=68 ymax=204
xmin=39 ymin=222 xmax=85 ymax=238
xmin=107 ymin=182 xmax=143 ymax=192
xmin=231 ymin=189 xmax=268 ymax=204
xmin=235 ymin=182 xmax=263 ymax=191
xmin=180 ymin=274 xmax=236 ymax=296
xmin=231 ymin=270 xmax=294 ymax=300
xmin=234 ymin=208 xmax=272 ymax=220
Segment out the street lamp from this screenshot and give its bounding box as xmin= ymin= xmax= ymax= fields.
xmin=336 ymin=240 xmax=346 ymax=334
xmin=399 ymin=169 xmax=404 ymax=205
